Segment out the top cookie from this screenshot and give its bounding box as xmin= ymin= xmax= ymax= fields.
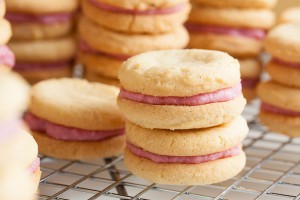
xmin=119 ymin=49 xmax=240 ymax=97
xmin=264 ymin=23 xmax=300 ymax=63
xmin=29 ymin=78 xmax=124 ymax=131
xmin=0 ymin=71 xmax=29 ymax=121
xmin=278 ymin=7 xmax=300 ymax=24
xmin=6 ymin=0 xmax=79 ymax=14
xmin=192 ymin=0 xmax=277 ymax=9
xmin=92 ymin=0 xmax=187 ymax=10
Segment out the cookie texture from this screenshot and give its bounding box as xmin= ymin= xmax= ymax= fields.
xmin=257 ymin=81 xmax=300 ymax=112
xmin=8 ymin=36 xmax=76 ymax=62
xmin=189 ymin=33 xmax=262 ymax=57
xmin=189 ymin=6 xmax=275 ymax=29
xmin=29 ymin=78 xmax=124 ymax=130
xmin=266 ymin=61 xmax=300 ymax=88
xmin=264 ymin=23 xmax=300 ymax=63
xmin=32 ymin=131 xmax=125 ymax=159
xmin=191 ymin=0 xmax=277 ymax=8
xmin=0 ymin=72 xmax=29 ymax=120
xmin=0 ymin=19 xmax=12 ymax=45
xmin=118 ymin=95 xmax=246 ymax=129
xmin=6 ymin=0 xmax=79 ymax=14
xmin=119 ymin=49 xmax=240 ymax=96
xmin=279 ymin=7 xmax=300 ymax=24
xmin=79 ymin=16 xmax=189 ymax=56
xmin=126 ymin=115 xmax=248 ymax=156
xmin=124 ymin=148 xmax=246 ymax=185
xmin=82 ymin=0 xmax=191 ymax=34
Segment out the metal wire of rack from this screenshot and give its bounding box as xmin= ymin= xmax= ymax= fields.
xmin=38 ymin=101 xmax=300 ymax=200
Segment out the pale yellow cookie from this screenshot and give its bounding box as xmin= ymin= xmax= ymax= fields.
xmin=278 ymin=7 xmax=300 ymax=24
xmin=0 ymin=19 xmax=12 ymax=46
xmin=0 ymin=0 xmax=5 ymax=18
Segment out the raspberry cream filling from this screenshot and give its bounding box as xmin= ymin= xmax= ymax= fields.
xmin=5 ymin=12 xmax=73 ymax=24
xmin=119 ymin=83 xmax=242 ymax=106
xmin=186 ymin=23 xmax=266 ymax=40
xmin=271 ymin=57 xmax=300 ymax=68
xmin=28 ymin=157 xmax=40 ymax=174
xmin=24 ymin=112 xmax=125 ymax=141
xmin=0 ymin=45 xmax=15 ymax=68
xmin=127 ymin=142 xmax=240 ymax=164
xmin=14 ymin=60 xmax=72 ymax=71
xmin=242 ymin=79 xmax=259 ymax=88
xmin=261 ymin=102 xmax=300 ymax=116
xmin=89 ymin=0 xmax=186 ymax=15
xmin=80 ymin=41 xmax=131 ymax=60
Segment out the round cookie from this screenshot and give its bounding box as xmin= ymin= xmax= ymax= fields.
xmin=6 ymin=0 xmax=79 ymax=14
xmin=124 ymin=148 xmax=246 ymax=185
xmin=264 ymin=23 xmax=300 ymax=63
xmin=79 ymin=16 xmax=189 ymax=56
xmin=118 ymin=49 xmax=246 ymax=129
xmin=257 ymin=81 xmax=300 ymax=137
xmin=79 ymin=51 xmax=122 ymax=79
xmin=192 ymin=0 xmax=277 ymax=9
xmin=82 ymin=0 xmax=191 ymax=34
xmin=0 ymin=19 xmax=12 ymax=46
xmin=126 ymin=115 xmax=248 ymax=156
xmin=0 ymin=71 xmax=29 ymax=121
xmin=8 ymin=35 xmax=76 ymax=62
xmin=26 ymin=78 xmax=125 ymax=159
xmin=278 ymin=7 xmax=300 ymax=24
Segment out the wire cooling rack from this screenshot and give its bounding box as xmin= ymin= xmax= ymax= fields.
xmin=38 ymin=101 xmax=300 ymax=200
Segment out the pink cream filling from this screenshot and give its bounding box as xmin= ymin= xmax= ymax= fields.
xmin=80 ymin=41 xmax=131 ymax=60
xmin=186 ymin=23 xmax=266 ymax=40
xmin=271 ymin=57 xmax=300 ymax=68
xmin=127 ymin=142 xmax=240 ymax=164
xmin=5 ymin=12 xmax=73 ymax=24
xmin=24 ymin=112 xmax=125 ymax=141
xmin=14 ymin=60 xmax=72 ymax=71
xmin=27 ymin=157 xmax=40 ymax=174
xmin=119 ymin=83 xmax=242 ymax=106
xmin=242 ymin=79 xmax=259 ymax=88
xmin=89 ymin=0 xmax=186 ymax=15
xmin=0 ymin=45 xmax=15 ymax=68
xmin=261 ymin=102 xmax=300 ymax=116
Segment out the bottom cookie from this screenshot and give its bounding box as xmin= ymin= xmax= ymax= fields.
xmin=124 ymin=148 xmax=246 ymax=185
xmin=32 ymin=131 xmax=125 ymax=160
xmin=260 ymin=111 xmax=300 ymax=137
xmin=243 ymin=87 xmax=257 ymax=103
xmin=32 ymin=168 xmax=42 ymax=191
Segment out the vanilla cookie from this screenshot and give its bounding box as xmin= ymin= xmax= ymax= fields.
xmin=25 ymin=78 xmax=125 ymax=159
xmin=257 ymin=81 xmax=300 ymax=137
xmin=0 ymin=0 xmax=5 ymax=18
xmin=84 ymin=71 xmax=120 ymax=87
xmin=0 ymin=19 xmax=12 ymax=46
xmin=278 ymin=7 xmax=300 ymax=24
xmin=118 ymin=49 xmax=246 ymax=129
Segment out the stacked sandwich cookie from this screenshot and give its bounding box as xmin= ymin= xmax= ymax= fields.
xmin=257 ymin=23 xmax=300 ymax=137
xmin=79 ymin=0 xmax=191 ymax=85
xmin=5 ymin=0 xmax=78 ymax=84
xmin=24 ymin=78 xmax=125 ymax=160
xmin=118 ymin=50 xmax=248 ymax=185
xmin=187 ymin=0 xmax=277 ymax=102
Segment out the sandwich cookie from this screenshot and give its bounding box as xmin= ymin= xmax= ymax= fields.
xmin=25 ymin=78 xmax=125 ymax=159
xmin=278 ymin=7 xmax=300 ymax=24
xmin=81 ymin=0 xmax=191 ymax=34
xmin=191 ymin=0 xmax=277 ymax=9
xmin=118 ymin=49 xmax=246 ymax=130
xmin=79 ymin=17 xmax=189 ymax=79
xmin=264 ymin=23 xmax=300 ymax=88
xmin=187 ymin=5 xmax=275 ymax=57
xmin=5 ymin=0 xmax=79 ymax=40
xmin=9 ymin=36 xmax=76 ymax=84
xmin=257 ymin=81 xmax=300 ymax=137
xmin=239 ymin=58 xmax=262 ymax=102
xmin=125 ymin=116 xmax=248 ymax=185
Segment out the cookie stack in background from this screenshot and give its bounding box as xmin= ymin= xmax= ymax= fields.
xmin=79 ymin=0 xmax=191 ymax=86
xmin=187 ymin=0 xmax=277 ymax=102
xmin=118 ymin=49 xmax=248 ymax=185
xmin=5 ymin=0 xmax=79 ymax=84
xmin=257 ymin=23 xmax=300 ymax=137
xmin=0 ymin=1 xmax=40 ymax=198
